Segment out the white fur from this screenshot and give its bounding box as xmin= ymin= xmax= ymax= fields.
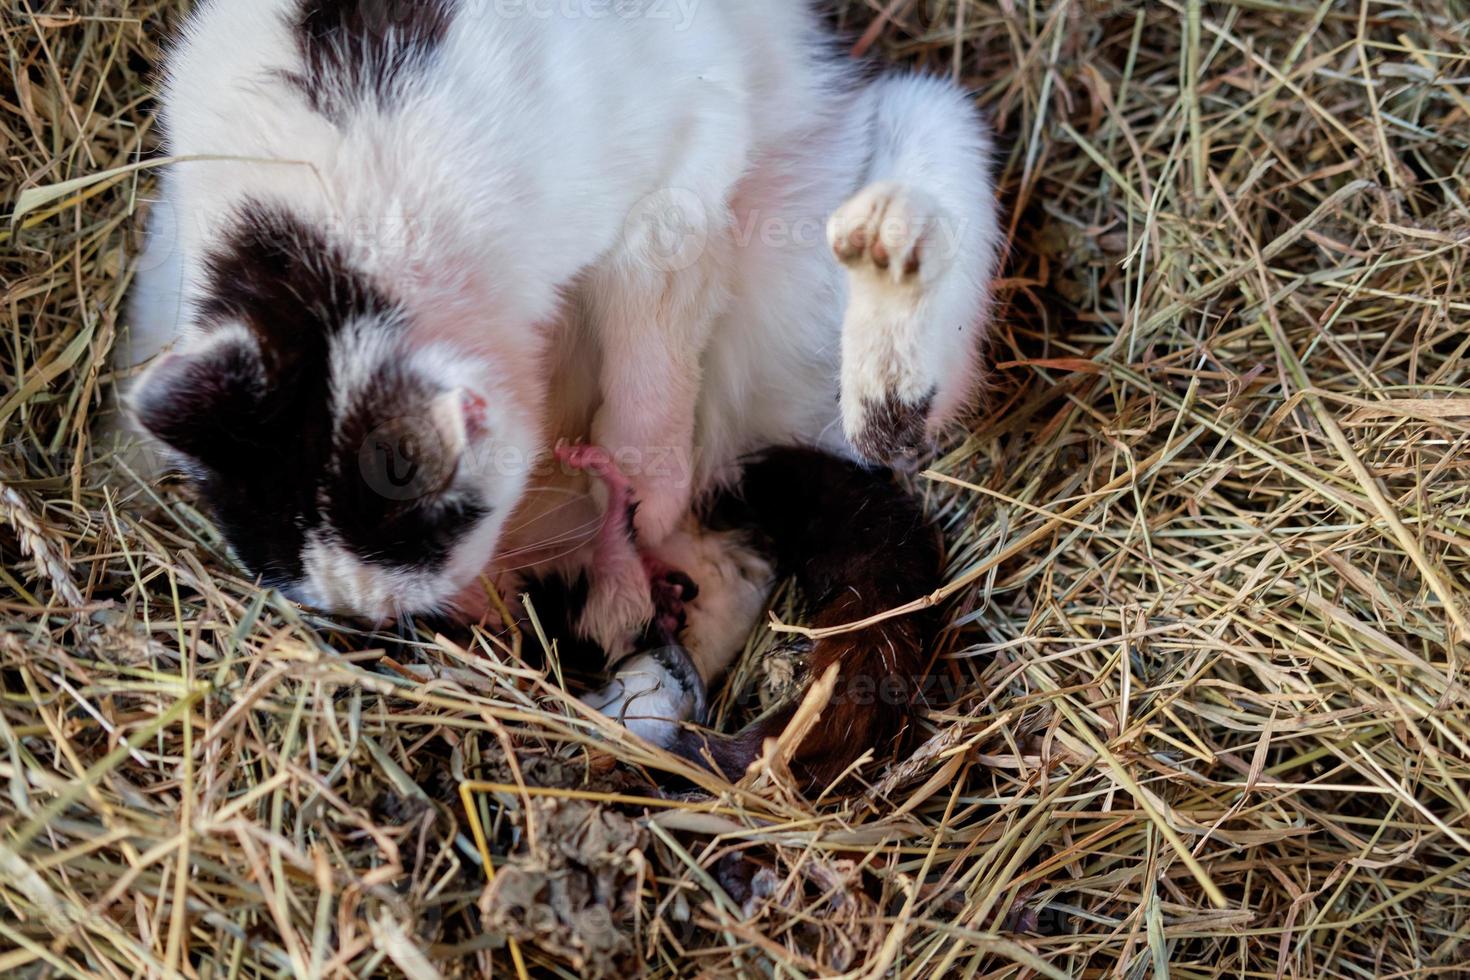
xmin=126 ymin=0 xmax=1003 ymax=710
xmin=650 ymin=519 xmax=774 ymax=684
xmin=581 ymin=647 xmax=703 ymax=749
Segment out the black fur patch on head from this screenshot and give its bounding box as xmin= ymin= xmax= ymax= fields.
xmin=198 ymin=204 xmax=395 ymax=370
xmin=288 ymin=0 xmax=456 ymax=118
xmin=133 ymin=341 xmax=266 ymax=466
xmin=138 ymin=203 xmax=388 ymax=584
xmin=138 ymin=200 xmax=483 ymax=594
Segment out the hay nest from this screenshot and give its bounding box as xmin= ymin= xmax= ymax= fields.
xmin=5 ymin=1 xmax=1470 ymax=975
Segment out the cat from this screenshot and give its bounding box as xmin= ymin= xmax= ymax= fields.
xmin=122 ymin=0 xmax=1001 ymax=783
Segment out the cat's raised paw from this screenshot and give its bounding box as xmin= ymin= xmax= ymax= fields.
xmin=828 ymin=181 xmax=950 ymax=285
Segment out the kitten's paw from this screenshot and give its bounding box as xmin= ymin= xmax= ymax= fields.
xmin=648 ymin=520 xmax=775 ymax=684
xmin=828 ymin=181 xmax=950 ymax=286
xmin=581 ymin=645 xmax=707 ymax=748
xmin=831 ymin=182 xmax=958 ymax=470
xmin=644 ymin=561 xmax=698 ymax=646
xmin=834 ymin=185 xmax=970 ymax=476
xmin=575 ymin=558 xmax=656 ymax=659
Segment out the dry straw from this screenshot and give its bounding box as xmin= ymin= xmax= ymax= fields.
xmin=4 ymin=0 xmax=1470 ymax=976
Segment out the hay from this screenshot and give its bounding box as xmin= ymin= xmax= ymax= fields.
xmin=4 ymin=0 xmax=1470 ymax=975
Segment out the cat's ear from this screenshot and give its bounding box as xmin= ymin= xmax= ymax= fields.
xmin=427 ymin=387 xmax=490 ymax=464
xmin=129 ymin=331 xmax=266 ymax=466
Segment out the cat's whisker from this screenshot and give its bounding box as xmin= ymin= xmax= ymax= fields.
xmin=492 ymin=515 xmax=603 ymax=561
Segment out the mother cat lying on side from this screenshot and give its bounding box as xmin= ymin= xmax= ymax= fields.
xmin=123 ymin=0 xmax=1001 ymax=787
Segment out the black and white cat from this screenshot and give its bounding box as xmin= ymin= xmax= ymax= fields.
xmin=124 ymin=0 xmax=1001 ymax=776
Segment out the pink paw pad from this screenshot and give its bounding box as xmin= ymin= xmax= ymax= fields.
xmin=557 ymin=441 xmax=635 ymax=530
xmin=555 ymin=441 xmax=615 ymax=479
xmin=646 ymin=566 xmax=699 ymax=645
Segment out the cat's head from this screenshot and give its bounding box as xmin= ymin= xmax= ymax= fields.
xmin=130 ymin=203 xmax=537 ymax=621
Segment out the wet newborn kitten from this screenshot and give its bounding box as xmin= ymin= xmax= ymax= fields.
xmin=123 ymin=0 xmax=1001 ymax=779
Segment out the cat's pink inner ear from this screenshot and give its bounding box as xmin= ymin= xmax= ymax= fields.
xmin=460 ymin=390 xmax=488 ymax=439
xmin=429 ymin=387 xmax=489 ymax=460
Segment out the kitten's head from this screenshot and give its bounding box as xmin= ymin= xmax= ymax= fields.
xmin=129 ymin=203 xmax=536 ymax=621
